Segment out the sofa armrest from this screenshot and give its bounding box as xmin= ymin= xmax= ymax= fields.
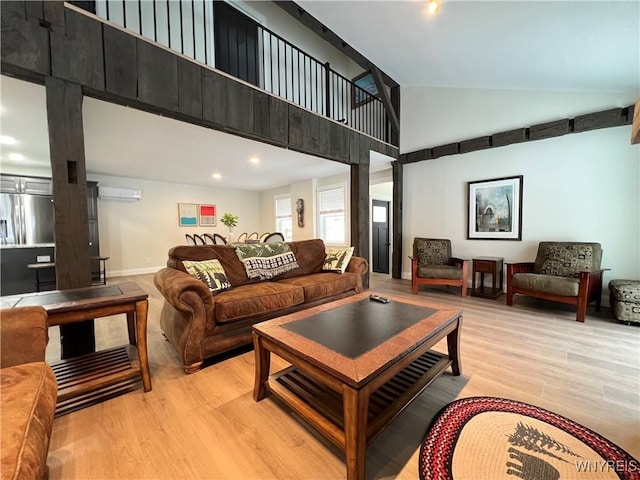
xmin=153 ymin=267 xmax=214 ymax=315
xmin=346 ymin=255 xmax=369 ymax=292
xmin=0 ymin=306 xmax=49 ymax=368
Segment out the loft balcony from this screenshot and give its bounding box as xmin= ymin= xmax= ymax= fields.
xmin=69 ymin=0 xmax=394 ymax=144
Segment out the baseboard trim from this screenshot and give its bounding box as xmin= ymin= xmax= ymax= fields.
xmin=108 ymin=266 xmax=164 ymax=278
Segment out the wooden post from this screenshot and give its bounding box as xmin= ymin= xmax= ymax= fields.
xmin=632 ymin=99 xmax=640 ymax=144
xmin=350 ymin=161 xmax=370 ymax=288
xmin=392 ymin=161 xmax=403 ymax=279
xmin=46 ymin=76 xmax=95 ymax=358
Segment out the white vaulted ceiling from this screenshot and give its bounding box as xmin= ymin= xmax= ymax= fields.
xmin=298 ymin=0 xmax=640 ymax=92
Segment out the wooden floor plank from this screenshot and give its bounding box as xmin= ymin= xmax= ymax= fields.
xmin=45 ymin=273 xmax=640 ymax=479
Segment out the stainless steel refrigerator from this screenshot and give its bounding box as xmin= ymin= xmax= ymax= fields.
xmin=0 ymin=175 xmax=55 ymax=246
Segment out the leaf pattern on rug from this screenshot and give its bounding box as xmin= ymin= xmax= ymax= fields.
xmin=506 ymin=422 xmax=583 ymax=463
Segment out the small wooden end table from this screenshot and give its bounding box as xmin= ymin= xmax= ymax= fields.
xmin=471 ymin=256 xmax=504 ymax=299
xmin=1 ymin=282 xmax=151 ymax=415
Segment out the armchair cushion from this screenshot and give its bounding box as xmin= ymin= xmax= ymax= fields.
xmin=512 ymin=273 xmax=580 ymax=297
xmin=418 ymin=265 xmax=463 ymax=280
xmin=414 ymin=238 xmax=451 ymax=266
xmin=534 ymin=242 xmax=602 ymax=277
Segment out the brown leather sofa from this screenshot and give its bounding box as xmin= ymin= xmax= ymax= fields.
xmin=1 ymin=306 xmax=58 ymax=480
xmin=154 ymin=239 xmax=368 ymax=373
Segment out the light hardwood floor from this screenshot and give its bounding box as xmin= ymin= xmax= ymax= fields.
xmin=46 ymin=273 xmax=640 ymax=479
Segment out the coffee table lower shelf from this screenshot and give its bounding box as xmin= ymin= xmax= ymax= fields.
xmin=51 ymin=344 xmax=143 ymax=417
xmin=268 ymin=349 xmax=451 ymax=444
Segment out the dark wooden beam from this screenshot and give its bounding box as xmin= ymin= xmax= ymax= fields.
xmin=432 ymin=143 xmax=459 ymax=158
xmin=529 ymin=119 xmax=570 ymax=141
xmin=391 ymin=161 xmax=403 ymax=280
xmin=632 ymin=99 xmax=640 ymax=145
xmin=459 ymin=136 xmax=490 ymax=154
xmin=350 ymin=162 xmax=370 ymax=288
xmin=46 ymin=76 xmax=94 ymax=358
xmin=370 ymin=66 xmax=399 ymax=133
xmin=492 ymin=128 xmax=527 ymax=147
xmin=1 ymin=1 xmax=51 ymax=78
xmin=391 ymin=86 xmax=400 ymax=146
xmin=400 ymin=105 xmax=635 ymax=164
xmin=274 ymin=1 xmax=399 ymax=88
xmin=574 ymin=108 xmax=625 ymax=133
xmin=50 ymin=8 xmax=105 ymax=91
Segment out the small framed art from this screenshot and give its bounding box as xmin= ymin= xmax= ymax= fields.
xmin=178 ymin=203 xmax=198 ymax=227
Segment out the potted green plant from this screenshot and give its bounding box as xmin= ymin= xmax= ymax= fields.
xmin=220 ymin=213 xmax=239 ymax=241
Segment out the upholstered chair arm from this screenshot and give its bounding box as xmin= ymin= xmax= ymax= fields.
xmin=450 ymin=257 xmax=467 ymax=267
xmin=577 ymin=268 xmax=609 ymax=293
xmin=506 ymin=262 xmax=535 ymax=277
xmin=0 ymin=306 xmax=49 ymax=368
xmin=345 ymin=256 xmax=369 ymax=293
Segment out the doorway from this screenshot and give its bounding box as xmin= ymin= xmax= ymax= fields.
xmin=372 ymin=199 xmax=390 ymax=274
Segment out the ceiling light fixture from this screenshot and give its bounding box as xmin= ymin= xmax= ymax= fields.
xmin=427 ymin=0 xmax=440 ymax=15
xmin=211 ymin=173 xmax=222 ymax=179
xmin=249 ymin=156 xmax=260 ymax=165
xmin=8 ymin=153 xmax=24 ymax=161
xmin=0 ymin=135 xmax=17 ymax=145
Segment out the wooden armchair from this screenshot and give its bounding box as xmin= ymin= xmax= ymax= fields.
xmin=506 ymin=242 xmax=606 ymax=322
xmin=411 ymin=238 xmax=468 ymax=297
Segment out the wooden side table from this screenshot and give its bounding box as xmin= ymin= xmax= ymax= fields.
xmin=1 ymin=282 xmax=151 ymax=416
xmin=471 ymin=257 xmax=504 ymax=299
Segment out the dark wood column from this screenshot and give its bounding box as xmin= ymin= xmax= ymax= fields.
xmin=392 ymin=161 xmax=403 ymax=279
xmin=46 ymin=76 xmax=95 ymax=358
xmin=350 ymin=162 xmax=370 ymax=288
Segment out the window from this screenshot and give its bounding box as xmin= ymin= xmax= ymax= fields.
xmin=275 ymin=196 xmax=293 ymax=241
xmin=318 ymin=185 xmax=346 ymax=245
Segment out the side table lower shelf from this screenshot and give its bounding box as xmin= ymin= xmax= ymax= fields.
xmin=52 ymin=345 xmax=143 ymax=417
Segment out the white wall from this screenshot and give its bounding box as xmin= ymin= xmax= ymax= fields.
xmin=90 ymin=174 xmax=260 ymax=276
xmin=243 ymin=1 xmax=362 ymax=80
xmin=259 ymin=185 xmax=289 ymax=235
xmin=290 ymin=178 xmax=316 ymax=240
xmin=401 ymin=87 xmax=640 ymax=288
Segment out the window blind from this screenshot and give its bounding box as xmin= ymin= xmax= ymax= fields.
xmin=318 ymin=187 xmax=344 ymax=214
xmin=275 ymin=197 xmax=291 ymax=218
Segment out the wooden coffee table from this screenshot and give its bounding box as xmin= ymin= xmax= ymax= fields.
xmin=252 ymin=292 xmax=462 ymax=480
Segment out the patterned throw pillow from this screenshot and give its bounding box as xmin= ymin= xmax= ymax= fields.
xmin=539 ymin=244 xmax=594 ymax=278
xmin=234 ymin=242 xmax=299 ymax=280
xmin=182 ymin=259 xmax=232 ymax=294
xmin=416 ymin=239 xmax=450 ymax=266
xmin=322 ymin=246 xmax=354 ymax=274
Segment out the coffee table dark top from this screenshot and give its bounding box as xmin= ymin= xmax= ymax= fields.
xmin=283 ymin=299 xmax=436 ymax=359
xmin=253 ymin=292 xmax=462 ymax=387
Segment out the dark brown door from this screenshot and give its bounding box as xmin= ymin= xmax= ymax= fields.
xmin=372 ymin=200 xmax=390 ymax=274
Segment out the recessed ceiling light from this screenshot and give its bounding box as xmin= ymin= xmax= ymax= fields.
xmin=8 ymin=153 xmax=24 ymax=161
xmin=249 ymin=157 xmax=261 ymax=165
xmin=426 ymin=0 xmax=440 ymax=15
xmin=212 ymin=173 xmax=222 ymax=179
xmin=0 ymin=135 xmax=17 ymax=145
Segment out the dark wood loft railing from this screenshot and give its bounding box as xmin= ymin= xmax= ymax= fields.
xmin=70 ymin=0 xmax=392 ymax=143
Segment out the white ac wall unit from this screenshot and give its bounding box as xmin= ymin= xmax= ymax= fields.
xmin=98 ymin=186 xmax=142 ymax=201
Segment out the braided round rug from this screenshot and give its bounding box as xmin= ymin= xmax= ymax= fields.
xmin=419 ymin=397 xmax=639 ymax=480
